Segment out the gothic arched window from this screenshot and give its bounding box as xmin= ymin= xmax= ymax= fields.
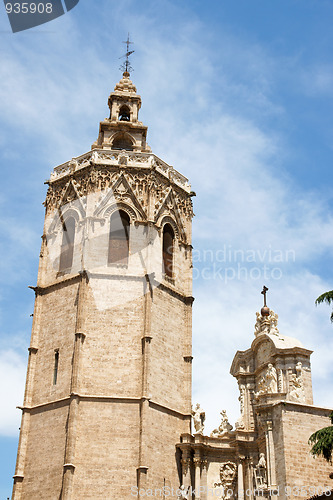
xmin=59 ymin=217 xmax=76 ymax=272
xmin=112 ymin=134 xmax=133 ymax=151
xmin=108 ymin=211 xmax=130 ymax=265
xmin=163 ymin=224 xmax=174 ymax=278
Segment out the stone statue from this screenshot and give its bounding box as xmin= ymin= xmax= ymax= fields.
xmin=269 ymin=310 xmax=279 ymax=335
xmin=256 ymin=363 xmax=278 ymax=395
xmin=254 ymin=311 xmax=262 ymax=337
xmin=266 ymin=363 xmax=278 ymax=393
xmin=211 ymin=410 xmax=233 ymax=437
xmin=289 ymin=364 xmax=305 ymax=402
xmin=192 ymin=403 xmax=205 ymax=434
xmin=258 ymin=453 xmax=266 ymax=469
xmin=254 ymin=454 xmax=268 ymax=490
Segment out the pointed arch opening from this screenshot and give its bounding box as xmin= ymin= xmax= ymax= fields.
xmin=108 ymin=210 xmax=130 ymax=265
xmin=163 ymin=224 xmax=174 ymax=279
xmin=59 ymin=216 xmax=76 ymax=272
xmin=112 ymin=133 xmax=133 ymax=151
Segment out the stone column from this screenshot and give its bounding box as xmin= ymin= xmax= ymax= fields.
xmin=265 ymin=420 xmax=277 ymax=499
xmin=181 ymin=450 xmax=192 ymax=490
xmin=193 ymin=455 xmax=201 ymax=499
xmin=247 ymin=459 xmax=254 ymax=500
xmin=238 ymin=460 xmax=245 ymax=500
xmin=201 ymin=459 xmax=208 ymax=500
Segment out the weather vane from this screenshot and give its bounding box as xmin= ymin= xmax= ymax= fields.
xmin=119 ymin=33 xmax=134 ymax=74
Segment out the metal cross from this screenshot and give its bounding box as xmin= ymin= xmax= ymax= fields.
xmin=119 ymin=33 xmax=135 ymax=73
xmin=261 ymin=285 xmax=269 ymax=307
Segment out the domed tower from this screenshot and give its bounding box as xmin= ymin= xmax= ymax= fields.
xmin=12 ymin=68 xmax=194 ymax=499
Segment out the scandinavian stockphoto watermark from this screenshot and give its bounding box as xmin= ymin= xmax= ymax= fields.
xmin=3 ymin=0 xmax=80 ymax=33
xmin=192 ymin=245 xmax=296 ymax=283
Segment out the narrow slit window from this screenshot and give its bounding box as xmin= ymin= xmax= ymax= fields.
xmin=59 ymin=217 xmax=76 ymax=272
xmin=163 ymin=224 xmax=174 ymax=278
xmin=108 ymin=211 xmax=130 ymax=265
xmin=53 ymin=350 xmax=59 ymax=385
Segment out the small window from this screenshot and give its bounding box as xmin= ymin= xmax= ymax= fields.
xmin=59 ymin=217 xmax=75 ymax=272
xmin=53 ymin=350 xmax=59 ymax=385
xmin=108 ymin=211 xmax=130 ymax=265
xmin=163 ymin=224 xmax=174 ymax=278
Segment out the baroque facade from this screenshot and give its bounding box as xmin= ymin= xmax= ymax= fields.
xmin=178 ymin=303 xmax=332 ymax=500
xmin=12 ymin=69 xmax=332 ymax=499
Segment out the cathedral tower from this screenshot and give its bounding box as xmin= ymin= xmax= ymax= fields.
xmin=12 ymin=70 xmax=194 ymax=499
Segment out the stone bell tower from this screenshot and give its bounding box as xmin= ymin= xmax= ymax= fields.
xmin=12 ymin=67 xmax=194 ymax=499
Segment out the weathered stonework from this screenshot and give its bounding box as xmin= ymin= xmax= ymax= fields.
xmin=12 ymin=72 xmax=194 ymax=499
xmin=178 ymin=308 xmax=332 ymax=500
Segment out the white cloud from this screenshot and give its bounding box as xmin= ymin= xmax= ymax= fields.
xmin=0 ymin=350 xmax=26 ymax=436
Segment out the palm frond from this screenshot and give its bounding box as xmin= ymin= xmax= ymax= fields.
xmin=315 ymin=290 xmax=333 ymax=306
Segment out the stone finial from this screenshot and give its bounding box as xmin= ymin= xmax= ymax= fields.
xmin=114 ymin=73 xmax=137 ymax=93
xmin=254 ymin=309 xmax=280 ymax=337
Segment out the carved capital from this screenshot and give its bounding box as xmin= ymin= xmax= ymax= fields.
xmin=202 ymin=458 xmax=208 ymax=470
xmin=181 ymin=457 xmax=191 ymax=475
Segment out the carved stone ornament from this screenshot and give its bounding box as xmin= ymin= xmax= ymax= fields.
xmin=192 ymin=403 xmax=205 ymax=434
xmin=235 ymin=417 xmax=245 ymax=430
xmin=210 ymin=410 xmax=233 ymax=437
xmin=213 ymin=462 xmax=237 ymax=498
xmin=181 ymin=457 xmax=190 ymax=476
xmin=254 ymin=309 xmax=280 ymax=337
xmin=45 ymin=165 xmax=193 ymax=228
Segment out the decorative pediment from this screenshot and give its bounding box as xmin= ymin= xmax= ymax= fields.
xmin=93 ymin=173 xmax=147 ymax=221
xmin=59 ymin=180 xmax=86 ymax=212
xmin=47 ymin=180 xmax=86 ymax=234
xmin=155 ymin=188 xmax=186 ymax=241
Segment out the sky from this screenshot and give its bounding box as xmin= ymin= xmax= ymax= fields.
xmin=1 ymin=0 xmax=333 ymax=496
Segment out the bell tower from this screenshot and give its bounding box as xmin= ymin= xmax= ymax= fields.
xmin=93 ymin=70 xmax=150 ymax=153
xmin=12 ymin=65 xmax=194 ymax=499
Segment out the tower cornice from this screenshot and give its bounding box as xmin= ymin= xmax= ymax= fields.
xmin=47 ymin=150 xmax=191 ymax=193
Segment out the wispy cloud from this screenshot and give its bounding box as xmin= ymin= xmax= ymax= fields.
xmin=0 ymin=0 xmax=333 ymax=440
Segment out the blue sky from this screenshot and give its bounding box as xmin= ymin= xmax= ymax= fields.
xmin=1 ymin=0 xmax=333 ymax=496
